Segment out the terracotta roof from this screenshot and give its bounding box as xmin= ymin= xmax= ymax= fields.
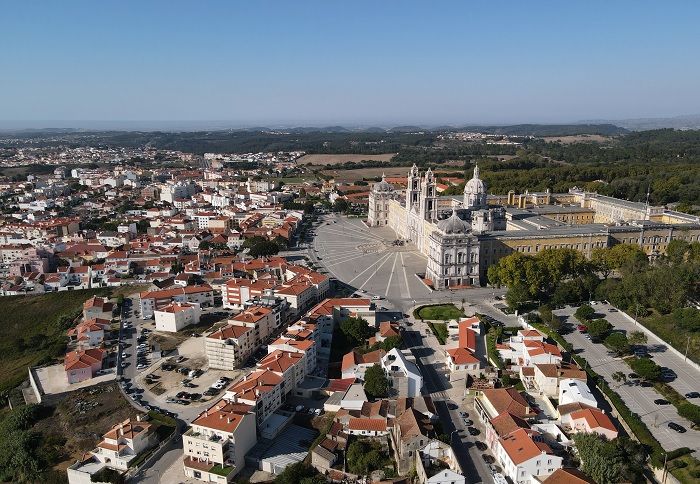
xmin=535 ymin=363 xmax=586 ymax=380
xmin=490 ymin=412 xmax=530 ymax=438
xmin=543 ymin=468 xmax=595 ymax=484
xmin=192 ymin=399 xmax=253 ymax=433
xmin=570 ymin=408 xmax=617 ymax=433
xmin=499 ymin=428 xmax=553 ymax=465
xmin=480 ymin=388 xmax=533 ymax=419
xmin=396 ymin=407 xmax=433 ymax=440
xmin=341 ymin=349 xmax=386 ymax=371
xmin=447 ymin=347 xmax=480 ymax=365
xmin=232 ymin=306 xmax=271 ymax=323
xmin=258 ymin=350 xmax=303 ymax=373
xmin=103 ymin=418 xmax=152 ymax=440
xmin=348 ymin=417 xmax=388 ymax=432
xmin=64 ymin=348 xmax=104 ymax=371
xmin=207 ymin=324 xmax=252 ymax=340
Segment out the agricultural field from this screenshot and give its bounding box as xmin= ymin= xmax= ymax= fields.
xmin=541 ymin=134 xmax=611 ymax=144
xmin=321 ymin=166 xmax=413 ymax=182
xmin=297 ymin=153 xmax=396 ymax=166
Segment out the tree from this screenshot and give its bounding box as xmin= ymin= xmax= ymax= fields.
xmin=364 ymin=364 xmax=389 ymax=399
xmin=611 ymin=371 xmax=627 ymax=387
xmin=604 ymin=333 xmax=630 ymax=355
xmin=274 ymin=462 xmax=323 ymax=484
xmin=627 ymin=330 xmax=647 ymax=347
xmin=678 ymin=402 xmax=700 ymax=425
xmin=505 ymin=283 xmax=530 ymax=310
xmin=629 ymin=357 xmax=662 ymax=381
xmin=575 ymin=304 xmax=595 ymax=322
xmin=248 ymin=240 xmax=279 ymax=258
xmin=339 ymin=317 xmax=373 ymax=347
xmin=333 ymin=198 xmax=350 ymax=213
xmin=587 ymin=319 xmax=612 ymax=341
xmin=572 ymin=433 xmax=646 ymax=484
xmin=666 ymin=239 xmax=690 ymax=265
xmin=346 ymin=440 xmax=387 ymax=475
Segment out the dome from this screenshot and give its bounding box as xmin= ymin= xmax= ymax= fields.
xmin=437 ymin=210 xmax=469 ymax=234
xmin=373 ymin=174 xmax=394 ymax=193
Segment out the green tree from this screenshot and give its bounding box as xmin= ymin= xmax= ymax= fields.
xmin=339 ymin=317 xmax=374 ymax=346
xmin=274 ymin=462 xmax=323 ymax=484
xmin=611 ymin=371 xmax=627 ymax=387
xmin=572 ymin=433 xmax=646 ymax=484
xmin=333 ymin=198 xmax=350 ymax=213
xmin=505 ymin=283 xmax=530 ymax=310
xmin=575 ymin=304 xmax=595 ymax=322
xmin=604 ymin=332 xmax=630 ymax=355
xmin=587 ymin=318 xmax=612 ymax=341
xmin=248 ymin=240 xmax=280 ymax=258
xmin=627 ymin=330 xmax=647 ymax=347
xmin=364 ymin=364 xmax=389 ymax=399
xmin=678 ymin=402 xmax=700 ymax=425
xmin=666 ymin=239 xmax=690 ymax=265
xmin=629 ymin=357 xmax=662 ymax=381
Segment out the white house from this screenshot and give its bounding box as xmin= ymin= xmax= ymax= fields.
xmin=381 ymin=348 xmax=423 ymax=397
xmin=494 ymin=428 xmax=563 ymax=484
xmin=154 ymin=302 xmax=201 ymax=333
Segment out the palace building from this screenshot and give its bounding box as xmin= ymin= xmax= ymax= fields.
xmin=368 ymin=164 xmax=700 ymax=289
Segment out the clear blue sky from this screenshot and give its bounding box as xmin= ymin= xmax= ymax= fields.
xmin=1 ymin=1 xmax=699 ymax=127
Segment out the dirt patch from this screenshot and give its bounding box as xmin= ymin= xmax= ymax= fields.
xmin=31 ymin=382 xmax=137 ymax=471
xmin=298 ymin=153 xmax=396 ymax=166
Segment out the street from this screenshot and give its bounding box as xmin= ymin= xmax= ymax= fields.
xmin=556 ymin=304 xmax=700 ymax=453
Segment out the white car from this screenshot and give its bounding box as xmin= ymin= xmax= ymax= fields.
xmin=137 ymin=364 xmax=146 ymax=370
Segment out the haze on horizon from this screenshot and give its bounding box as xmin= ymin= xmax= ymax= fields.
xmin=2 ymin=1 xmax=700 ymax=129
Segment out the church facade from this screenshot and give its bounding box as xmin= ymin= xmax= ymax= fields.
xmin=367 ymin=164 xmax=700 ymax=289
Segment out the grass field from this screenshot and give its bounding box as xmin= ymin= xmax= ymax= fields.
xmin=297 ymin=153 xmax=396 ymax=166
xmin=415 ymin=304 xmax=465 ymax=321
xmin=0 ymin=287 xmax=140 ymax=393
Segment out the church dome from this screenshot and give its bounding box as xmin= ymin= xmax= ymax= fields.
xmin=437 ymin=210 xmax=469 ymax=234
xmin=373 ymin=174 xmax=394 ymax=193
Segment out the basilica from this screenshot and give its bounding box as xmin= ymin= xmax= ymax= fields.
xmin=368 ymin=164 xmax=700 ymax=289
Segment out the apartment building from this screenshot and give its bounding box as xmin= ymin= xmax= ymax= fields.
xmin=230 ymin=305 xmax=277 ymax=345
xmin=183 ymin=400 xmax=257 ymax=482
xmin=224 ymin=369 xmax=284 ymax=426
xmin=205 ymin=324 xmax=256 ymax=371
xmin=139 ymin=284 xmax=213 ymax=319
xmin=154 ymin=301 xmax=201 ymax=332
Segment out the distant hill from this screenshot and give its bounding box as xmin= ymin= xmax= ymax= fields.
xmin=581 ymin=115 xmax=700 ymax=131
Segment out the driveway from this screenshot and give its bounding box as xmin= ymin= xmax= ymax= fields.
xmin=556 ymin=305 xmax=700 ymax=453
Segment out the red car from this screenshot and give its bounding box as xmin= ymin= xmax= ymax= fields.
xmin=577 ymin=324 xmax=588 ymax=332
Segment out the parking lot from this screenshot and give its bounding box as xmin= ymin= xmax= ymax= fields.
xmin=556 ymin=303 xmax=700 ymax=453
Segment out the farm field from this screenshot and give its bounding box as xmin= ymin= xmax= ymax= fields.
xmin=541 ymin=134 xmax=611 ymax=144
xmin=321 ymin=165 xmax=413 ymax=182
xmin=297 ymin=153 xmax=396 ymax=165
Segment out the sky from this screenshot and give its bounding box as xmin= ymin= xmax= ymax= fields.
xmin=1 ymin=1 xmax=700 ymax=128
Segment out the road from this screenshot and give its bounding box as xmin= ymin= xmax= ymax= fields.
xmin=309 ymin=214 xmax=497 ymax=482
xmin=556 ymin=304 xmax=700 ymax=453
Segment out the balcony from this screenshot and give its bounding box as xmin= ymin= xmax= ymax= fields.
xmin=184 ymin=428 xmax=229 ymax=445
xmin=183 ymin=456 xmax=235 ymax=477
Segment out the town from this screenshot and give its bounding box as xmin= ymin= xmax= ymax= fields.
xmin=1 ymin=134 xmax=699 ymax=484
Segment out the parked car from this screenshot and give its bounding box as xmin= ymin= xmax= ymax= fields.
xmin=668 ymin=422 xmax=686 ymax=433
xmin=475 ymin=441 xmax=488 ymax=451
xmin=685 ymin=392 xmax=700 ymax=399
xmin=654 ymin=399 xmax=670 ymax=405
xmin=467 ymin=427 xmax=480 ymax=436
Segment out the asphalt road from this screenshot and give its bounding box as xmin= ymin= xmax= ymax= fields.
xmin=556 ymin=304 xmax=700 ymax=453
